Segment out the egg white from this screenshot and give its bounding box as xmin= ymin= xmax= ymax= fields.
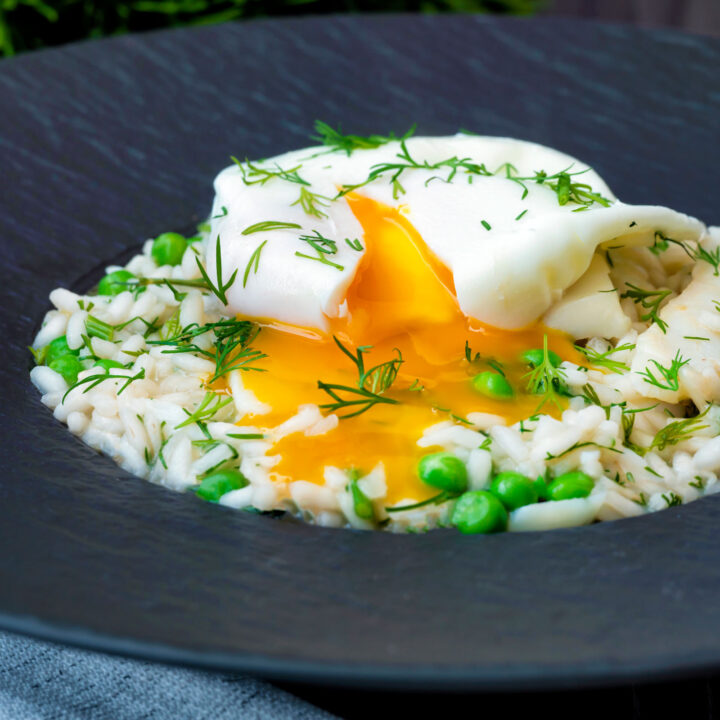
xmin=207 ymin=135 xmax=706 ymax=332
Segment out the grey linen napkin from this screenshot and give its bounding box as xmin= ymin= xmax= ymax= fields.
xmin=0 ymin=630 xmax=336 ymax=720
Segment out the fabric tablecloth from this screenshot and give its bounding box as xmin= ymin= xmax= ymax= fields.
xmin=0 ymin=630 xmax=335 ymax=720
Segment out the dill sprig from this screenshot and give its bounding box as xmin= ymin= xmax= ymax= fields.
xmin=243 ymin=240 xmax=267 ymax=287
xmin=63 ymin=367 xmax=146 ymax=402
xmin=524 ymin=335 xmax=568 ymax=412
xmin=291 ymin=186 xmax=331 ymax=219
xmin=638 ymin=350 xmax=689 ymax=392
xmin=175 ymin=392 xmax=234 ymax=430
xmin=295 ymin=230 xmax=344 ymax=271
xmin=317 ymin=337 xmax=403 ymax=419
xmin=620 ymin=283 xmax=672 ymax=333
xmin=149 ymin=318 xmax=267 ymax=383
xmin=85 ymin=315 xmax=115 ymax=342
xmin=648 ymin=231 xmax=720 ymax=276
xmin=576 ymin=342 xmax=635 ymax=374
xmin=311 ymin=120 xmax=416 ymax=156
xmin=691 ymin=244 xmax=720 ymax=276
xmin=194 ymin=235 xmax=238 ymax=305
xmin=232 ymin=156 xmax=309 ymax=187
xmin=346 ymin=468 xmax=374 ymax=520
xmin=649 ymin=408 xmax=710 ymax=452
xmin=385 ymin=491 xmax=456 ymax=514
xmin=231 ymin=155 xmax=332 ymax=219
xmin=335 ymin=142 xmax=611 ymax=209
xmin=662 ymin=492 xmax=683 ymax=507
xmin=241 ymin=220 xmax=301 ymax=235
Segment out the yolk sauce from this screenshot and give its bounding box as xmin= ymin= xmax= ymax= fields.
xmin=239 ymin=194 xmax=581 ymax=504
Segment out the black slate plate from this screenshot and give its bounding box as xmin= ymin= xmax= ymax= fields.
xmin=1 ymin=15 xmax=719 ymax=691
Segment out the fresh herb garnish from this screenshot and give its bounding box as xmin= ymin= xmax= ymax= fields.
xmin=241 ymin=220 xmax=302 ymax=235
xmin=662 ymin=492 xmax=683 ymax=507
xmin=524 ymin=335 xmax=568 ymax=411
xmin=621 ymin=283 xmax=672 ymax=333
xmin=345 ymin=237 xmax=363 ymax=251
xmin=63 ymin=367 xmax=146 ymax=402
xmin=576 ymin=343 xmax=635 ymax=374
xmin=232 ymin=156 xmax=309 ymax=187
xmin=295 ymin=230 xmax=344 ymax=270
xmin=385 ymin=491 xmax=456 ymax=513
xmin=195 ymin=235 xmax=238 ymax=305
xmin=243 ymin=240 xmax=267 ymax=288
xmin=311 ymin=120 xmax=416 ymax=156
xmin=317 ymin=337 xmax=403 ymax=419
xmin=149 ymin=318 xmax=266 ymax=383
xmin=85 ymin=315 xmax=114 ymax=342
xmin=649 ymin=408 xmax=710 ymax=452
xmin=291 ymin=186 xmax=331 ymax=219
xmin=638 ymin=351 xmax=689 ymax=392
xmin=175 ymin=392 xmax=234 ymax=430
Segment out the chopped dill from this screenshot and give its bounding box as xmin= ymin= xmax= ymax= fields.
xmin=524 ymin=335 xmax=568 ymax=411
xmin=648 ymin=408 xmax=710 ymax=452
xmin=662 ymin=492 xmax=683 ymax=507
xmin=638 ymin=350 xmax=689 ymax=392
xmin=195 ymin=235 xmax=238 ymax=305
xmin=63 ymin=367 xmax=146 ymax=402
xmin=243 ymin=240 xmax=267 ymax=288
xmin=241 ymin=220 xmax=302 ymax=235
xmin=175 ymin=392 xmax=234 ymax=429
xmin=291 ymin=186 xmax=331 ymax=219
xmin=620 ymin=283 xmax=672 ymax=333
xmin=295 ymin=230 xmax=344 ymax=270
xmin=149 ymin=318 xmax=267 ymax=383
xmin=311 ymin=120 xmax=416 ymax=156
xmin=317 ymin=337 xmax=403 ymax=419
xmin=385 ymin=491 xmax=455 ymax=513
xmin=576 ymin=342 xmax=634 ymax=374
xmin=232 ymin=156 xmax=309 ymax=187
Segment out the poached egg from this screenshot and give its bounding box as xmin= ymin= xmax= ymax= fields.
xmin=204 ymin=134 xmax=706 ymax=503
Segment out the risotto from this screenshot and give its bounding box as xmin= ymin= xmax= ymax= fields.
xmin=29 ymin=125 xmax=720 ymax=533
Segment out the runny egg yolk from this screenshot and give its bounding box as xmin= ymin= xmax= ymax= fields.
xmin=239 ymin=194 xmax=581 ymax=504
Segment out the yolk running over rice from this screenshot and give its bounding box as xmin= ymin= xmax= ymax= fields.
xmin=238 ymin=194 xmax=581 ymax=504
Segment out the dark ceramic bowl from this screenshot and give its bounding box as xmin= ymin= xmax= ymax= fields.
xmin=1 ymin=15 xmax=719 ymax=690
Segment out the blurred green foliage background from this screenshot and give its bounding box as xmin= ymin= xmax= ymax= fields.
xmin=0 ymin=0 xmax=543 ymax=57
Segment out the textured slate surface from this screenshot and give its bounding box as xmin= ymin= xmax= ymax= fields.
xmin=0 ymin=15 xmax=719 ymax=690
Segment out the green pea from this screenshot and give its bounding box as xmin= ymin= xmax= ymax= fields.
xmin=152 ymin=232 xmax=188 ymax=267
xmin=547 ymin=470 xmax=594 ymax=501
xmin=49 ymin=354 xmax=82 ymax=386
xmin=97 ymin=269 xmax=136 ymax=296
xmin=45 ymin=335 xmax=79 ymax=366
xmin=451 ymin=491 xmax=508 ymax=534
xmin=471 ymin=371 xmax=514 ymax=399
xmin=94 ymin=358 xmax=126 ymax=371
xmin=533 ymin=475 xmax=550 ymax=501
xmin=489 ymin=471 xmax=539 ymax=511
xmin=417 ymin=452 xmax=468 ymax=493
xmin=349 ymin=479 xmax=374 ymax=520
xmin=194 ymin=469 xmax=249 ymax=502
xmin=521 ymin=348 xmax=562 ymax=368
